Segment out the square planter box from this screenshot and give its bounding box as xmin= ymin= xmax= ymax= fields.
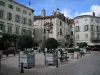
xmin=45 ymin=52 xmax=58 ymax=65
xmin=19 ymin=51 xmax=35 ymax=68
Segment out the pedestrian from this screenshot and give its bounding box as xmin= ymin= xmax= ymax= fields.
xmin=60 ymin=48 xmax=64 ymax=62
xmin=38 ymin=46 xmax=41 ymax=53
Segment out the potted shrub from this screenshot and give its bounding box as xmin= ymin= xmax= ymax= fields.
xmin=17 ymin=35 xmax=35 ymax=68
xmin=45 ymin=38 xmax=58 ymax=65
xmin=79 ymin=42 xmax=88 ymax=57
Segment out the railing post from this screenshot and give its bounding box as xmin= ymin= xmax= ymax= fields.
xmin=77 ymin=53 xmax=79 ymax=59
xmin=0 ymin=54 xmax=1 ymax=71
xmin=56 ymin=51 xmax=58 ymax=68
xmin=20 ymin=62 xmax=24 ymax=73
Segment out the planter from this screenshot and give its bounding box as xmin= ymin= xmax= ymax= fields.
xmin=80 ymin=48 xmax=87 ymax=54
xmin=45 ymin=51 xmax=58 ymax=65
xmin=19 ymin=50 xmax=35 ymax=68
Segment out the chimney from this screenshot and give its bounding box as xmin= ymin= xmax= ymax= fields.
xmin=41 ymin=9 xmax=46 ymax=17
xmin=93 ymin=12 xmax=95 ymax=16
xmin=52 ymin=11 xmax=55 ymax=15
xmin=56 ymin=8 xmax=60 ymax=15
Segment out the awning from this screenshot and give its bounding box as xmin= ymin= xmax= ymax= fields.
xmin=88 ymin=43 xmax=100 ymax=46
xmin=88 ymin=43 xmax=95 ymax=46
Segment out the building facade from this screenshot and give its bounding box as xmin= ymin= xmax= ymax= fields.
xmin=74 ymin=12 xmax=100 ymax=46
xmin=68 ymin=19 xmax=75 ymax=47
xmin=34 ymin=9 xmax=70 ymax=47
xmin=0 ymin=0 xmax=34 ymax=49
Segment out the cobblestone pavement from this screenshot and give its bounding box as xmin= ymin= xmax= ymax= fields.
xmin=1 ymin=51 xmax=100 ymax=75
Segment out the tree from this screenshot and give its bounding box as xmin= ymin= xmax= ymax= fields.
xmin=45 ymin=38 xmax=59 ymax=52
xmin=17 ymin=35 xmax=33 ymax=51
xmin=79 ymin=42 xmax=88 ymax=48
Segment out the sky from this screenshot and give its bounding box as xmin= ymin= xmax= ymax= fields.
xmin=14 ymin=0 xmax=100 ymax=18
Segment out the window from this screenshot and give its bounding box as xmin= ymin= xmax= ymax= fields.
xmin=96 ymin=20 xmax=99 ymax=23
xmin=44 ymin=36 xmax=46 ymax=41
xmin=70 ymin=25 xmax=72 ymax=28
xmin=23 ymin=10 xmax=27 ymax=14
xmin=76 ymin=34 xmax=79 ymax=40
xmin=97 ymin=33 xmax=99 ymax=38
xmin=84 ymin=25 xmax=88 ymax=31
xmin=15 ymin=15 xmax=21 ymax=23
xmin=29 ymin=12 xmax=31 ymax=16
xmin=76 ymin=20 xmax=79 ymax=23
xmin=91 ymin=32 xmax=94 ymax=36
xmin=15 ymin=26 xmax=19 ymax=34
xmin=70 ymin=39 xmax=73 ymax=43
xmin=33 ymin=29 xmax=35 ymax=35
xmin=16 ymin=7 xmax=21 ymax=12
xmin=60 ymin=21 xmax=62 ymax=26
xmin=85 ymin=19 xmax=87 ymax=22
xmin=99 ymin=33 xmax=100 ymax=38
xmin=91 ymin=19 xmax=93 ymax=21
xmin=44 ymin=28 xmax=46 ymax=33
xmin=2 ymin=25 xmax=5 ymax=32
xmin=0 ymin=24 xmax=3 ymax=30
xmin=0 ymin=1 xmax=5 ymax=6
xmin=8 ymin=4 xmax=13 ymax=9
xmin=85 ymin=34 xmax=88 ymax=39
xmin=21 ymin=28 xmax=26 ymax=35
xmin=75 ymin=26 xmax=80 ymax=32
xmin=8 ymin=25 xmax=12 ymax=33
xmin=7 ymin=12 xmax=12 ymax=21
xmin=77 ymin=43 xmax=79 ymax=46
xmin=0 ymin=10 xmax=4 ymax=19
xmin=22 ymin=17 xmax=27 ymax=24
xmin=97 ymin=26 xmax=99 ymax=32
xmin=60 ymin=29 xmax=62 ymax=35
xmin=28 ymin=19 xmax=32 ymax=26
xmin=27 ymin=29 xmax=32 ymax=35
xmin=71 ymin=31 xmax=73 ymax=35
xmin=91 ymin=25 xmax=94 ymax=31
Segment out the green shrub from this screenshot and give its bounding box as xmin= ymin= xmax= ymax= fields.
xmin=67 ymin=48 xmax=80 ymax=53
xmin=45 ymin=38 xmax=58 ymax=49
xmin=17 ymin=35 xmax=33 ymax=51
xmin=67 ymin=48 xmax=74 ymax=53
xmin=79 ymin=42 xmax=88 ymax=48
xmin=74 ymin=48 xmax=80 ymax=51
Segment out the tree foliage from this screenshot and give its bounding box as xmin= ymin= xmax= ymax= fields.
xmin=79 ymin=42 xmax=88 ymax=48
xmin=17 ymin=35 xmax=33 ymax=50
xmin=45 ymin=38 xmax=59 ymax=49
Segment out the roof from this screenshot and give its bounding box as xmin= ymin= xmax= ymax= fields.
xmin=8 ymin=0 xmax=34 ymax=12
xmin=34 ymin=14 xmax=67 ymax=22
xmin=34 ymin=15 xmax=57 ymax=20
xmin=74 ymin=15 xmax=100 ymax=19
xmin=68 ymin=19 xmax=74 ymax=24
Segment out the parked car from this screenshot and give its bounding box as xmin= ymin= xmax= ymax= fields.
xmin=2 ymin=47 xmax=18 ymax=57
xmin=91 ymin=47 xmax=99 ymax=51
